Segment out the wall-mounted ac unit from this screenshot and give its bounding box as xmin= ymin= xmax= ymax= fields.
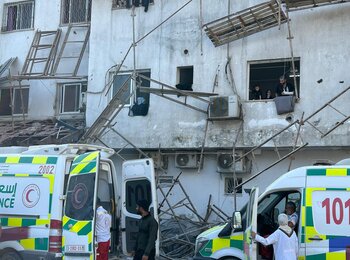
xmin=175 ymin=152 xmax=201 ymax=168
xmin=217 ymin=151 xmax=245 ymax=173
xmin=209 ymin=95 xmax=240 ymax=120
xmin=141 ymin=152 xmax=168 ymax=169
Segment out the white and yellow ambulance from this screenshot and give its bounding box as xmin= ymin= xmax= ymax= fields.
xmin=0 ymin=144 xmax=158 ymax=260
xmin=194 ymin=160 xmax=350 ymax=260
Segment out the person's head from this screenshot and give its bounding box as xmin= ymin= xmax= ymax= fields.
xmin=279 ymin=75 xmax=286 ymax=84
xmin=278 ymin=213 xmax=289 ymax=226
xmin=285 ymin=201 xmax=296 ymax=215
xmin=254 ymin=84 xmax=260 ymax=91
xmin=136 ymin=199 xmax=150 ymax=215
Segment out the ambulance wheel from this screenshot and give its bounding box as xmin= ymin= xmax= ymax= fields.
xmin=219 ymin=257 xmax=239 ymax=260
xmin=0 ymin=250 xmax=22 ymax=260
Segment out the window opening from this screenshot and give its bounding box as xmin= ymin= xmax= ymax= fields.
xmin=65 ymin=173 xmax=95 ymax=220
xmin=111 ymin=70 xmax=150 ymax=116
xmin=224 ymin=176 xmax=242 ymax=194
xmin=249 ymin=59 xmax=300 ymax=100
xmin=176 ymin=66 xmax=193 ymax=91
xmin=2 ymin=1 xmax=34 ymax=32
xmin=112 ymin=0 xmax=154 ymax=10
xmin=125 ymin=179 xmax=152 ymax=215
xmin=61 ymin=0 xmax=91 ymax=24
xmin=60 ymin=82 xmax=87 ymax=113
xmin=0 ymin=87 xmax=29 ymax=116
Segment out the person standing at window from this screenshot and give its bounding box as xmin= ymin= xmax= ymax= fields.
xmin=133 ymin=199 xmax=158 ymax=260
xmin=251 ymin=84 xmax=263 ymax=100
xmin=96 ymin=198 xmax=111 ymax=260
xmin=275 ymin=76 xmax=294 ymax=96
xmin=265 ymin=89 xmax=274 ymax=99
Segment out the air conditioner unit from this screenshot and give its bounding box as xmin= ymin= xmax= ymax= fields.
xmin=217 ymin=151 xmax=245 ymax=173
xmin=175 ymin=152 xmax=201 ymax=168
xmin=141 ymin=152 xmax=168 ymax=169
xmin=209 ymin=95 xmax=240 ymax=120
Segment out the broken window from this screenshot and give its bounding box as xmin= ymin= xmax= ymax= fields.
xmin=111 ymin=70 xmax=150 ymax=116
xmin=60 ymin=82 xmax=87 ymax=113
xmin=224 ymin=176 xmax=242 ymax=194
xmin=249 ymin=59 xmax=300 ymax=100
xmin=61 ymin=0 xmax=91 ymax=24
xmin=176 ymin=66 xmax=193 ymax=91
xmin=0 ymin=87 xmax=29 ymax=116
xmin=2 ymin=1 xmax=34 ymax=32
xmin=112 ymin=0 xmax=154 ymax=10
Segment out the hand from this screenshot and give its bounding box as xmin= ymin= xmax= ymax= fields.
xmin=142 ymin=255 xmax=149 ymax=260
xmin=251 ymin=231 xmax=256 ymax=239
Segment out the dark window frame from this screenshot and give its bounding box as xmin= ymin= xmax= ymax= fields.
xmin=248 ymin=58 xmax=300 ymax=100
xmin=224 ymin=176 xmax=243 ymax=195
xmin=61 ymin=0 xmax=92 ymax=25
xmin=60 ymin=82 xmax=87 ymax=114
xmin=110 ymin=69 xmax=151 ymax=108
xmin=0 ymin=86 xmax=29 ymax=116
xmin=176 ymin=66 xmax=194 ymax=91
xmin=1 ymin=0 xmax=34 ymax=32
xmin=112 ymin=0 xmax=154 ymax=10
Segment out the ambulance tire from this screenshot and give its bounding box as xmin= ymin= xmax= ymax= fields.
xmin=0 ymin=250 xmax=22 ymax=260
xmin=219 ymin=257 xmax=239 ymax=260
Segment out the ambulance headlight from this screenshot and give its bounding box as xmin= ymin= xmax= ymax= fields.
xmin=195 ymin=237 xmax=210 ymax=255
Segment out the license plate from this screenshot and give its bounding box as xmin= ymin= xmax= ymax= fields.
xmin=66 ymin=245 xmax=85 ymax=252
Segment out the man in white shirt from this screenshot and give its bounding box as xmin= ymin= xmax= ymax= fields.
xmin=252 ymin=213 xmax=298 ymax=260
xmin=95 ymin=198 xmax=111 ymax=260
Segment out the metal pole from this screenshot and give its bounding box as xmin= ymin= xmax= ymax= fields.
xmin=158 ymin=186 xmax=191 ymax=242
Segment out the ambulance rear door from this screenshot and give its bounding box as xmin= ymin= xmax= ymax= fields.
xmin=62 ymin=151 xmax=101 ymax=259
xmin=121 ymin=159 xmax=158 ymax=256
xmin=243 ymin=187 xmax=259 ymax=260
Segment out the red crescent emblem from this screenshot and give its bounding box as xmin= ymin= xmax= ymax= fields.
xmin=74 ymin=188 xmax=83 ymax=203
xmin=25 ymin=189 xmax=34 ymax=203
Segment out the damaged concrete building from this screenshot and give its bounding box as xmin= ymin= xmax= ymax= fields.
xmin=1 ymin=0 xmax=350 ymax=254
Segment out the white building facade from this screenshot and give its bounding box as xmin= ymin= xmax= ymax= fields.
xmin=1 ymin=0 xmax=350 ymax=220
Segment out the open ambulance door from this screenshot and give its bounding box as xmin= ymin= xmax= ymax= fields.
xmin=121 ymin=159 xmax=159 ymax=256
xmin=243 ymin=187 xmax=259 ymax=260
xmin=62 ymin=151 xmax=101 ymax=259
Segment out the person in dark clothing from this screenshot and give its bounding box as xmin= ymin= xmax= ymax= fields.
xmin=251 ymin=84 xmax=263 ymax=100
xmin=275 ymin=76 xmax=294 ymax=96
xmin=133 ymin=199 xmax=158 ymax=260
xmin=265 ymin=89 xmax=274 ymax=99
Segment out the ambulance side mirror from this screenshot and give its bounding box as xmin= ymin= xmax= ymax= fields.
xmin=232 ymin=211 xmax=242 ymax=229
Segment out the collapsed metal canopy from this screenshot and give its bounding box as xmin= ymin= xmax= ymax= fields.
xmin=203 ymin=0 xmax=288 ymax=47
xmin=0 ymin=57 xmax=17 ymax=83
xmin=0 ymin=119 xmax=85 ymax=147
xmin=284 ymin=0 xmax=349 ymax=11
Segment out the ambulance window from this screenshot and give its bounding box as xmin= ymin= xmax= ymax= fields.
xmin=65 ymin=173 xmax=95 ymax=220
xmin=273 ymin=192 xmax=301 ymax=223
xmin=125 ymin=179 xmax=151 ymax=214
xmin=258 ymin=193 xmax=280 ymax=214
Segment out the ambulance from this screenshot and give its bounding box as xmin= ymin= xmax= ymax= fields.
xmin=0 ymin=144 xmax=158 ymax=260
xmin=194 ymin=159 xmax=350 ymax=259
